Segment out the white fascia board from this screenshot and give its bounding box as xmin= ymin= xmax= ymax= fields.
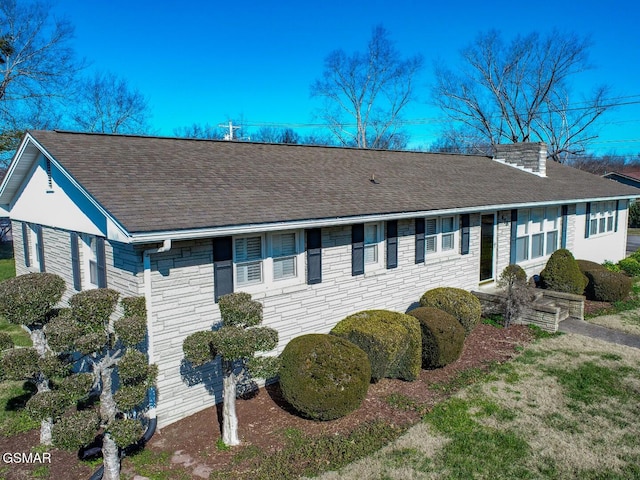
xmin=127 ymin=195 xmax=639 ymax=245
xmin=0 ymin=133 xmax=33 ymax=200
xmin=7 ymin=134 xmax=130 ymax=242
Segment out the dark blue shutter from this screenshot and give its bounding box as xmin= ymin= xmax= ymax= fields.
xmin=386 ymin=220 xmax=398 ymax=269
xmin=306 ymin=228 xmax=322 ymax=284
xmin=95 ymin=237 xmax=107 ymax=288
xmin=22 ymin=223 xmax=30 ymax=267
xmin=36 ymin=225 xmax=45 ymax=272
xmin=213 ymin=236 xmax=233 ymax=302
xmin=70 ymin=232 xmax=81 ymax=291
xmin=510 ymin=210 xmax=518 ymax=264
xmin=614 ymin=200 xmax=620 ymax=232
xmin=415 ymin=218 xmax=425 ymax=264
xmin=561 ymin=205 xmax=568 ymax=249
xmin=460 ymin=214 xmax=470 ymax=255
xmin=585 ymin=202 xmax=591 ymax=238
xmin=352 ymin=224 xmax=364 ymax=276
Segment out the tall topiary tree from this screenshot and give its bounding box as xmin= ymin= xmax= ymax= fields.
xmin=540 ymin=249 xmax=588 ymax=295
xmin=0 ymin=272 xmax=69 ymax=445
xmin=45 ymin=290 xmax=154 ymax=480
xmin=183 ymin=292 xmax=279 ymax=446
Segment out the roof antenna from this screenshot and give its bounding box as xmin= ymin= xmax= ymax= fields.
xmin=370 ymin=173 xmax=379 ymax=184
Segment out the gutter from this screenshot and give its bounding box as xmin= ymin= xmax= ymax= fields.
xmin=127 ymin=195 xmax=640 ymax=245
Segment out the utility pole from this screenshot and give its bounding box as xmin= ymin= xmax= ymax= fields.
xmin=218 ymin=121 xmax=241 ymax=141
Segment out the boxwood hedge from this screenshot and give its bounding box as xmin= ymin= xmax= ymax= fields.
xmin=330 ymin=310 xmax=421 ymax=382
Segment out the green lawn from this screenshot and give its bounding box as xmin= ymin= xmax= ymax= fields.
xmin=0 ymin=242 xmax=15 ymax=282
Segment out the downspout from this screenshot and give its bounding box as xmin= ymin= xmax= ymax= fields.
xmin=143 ymin=239 xmax=172 ymax=367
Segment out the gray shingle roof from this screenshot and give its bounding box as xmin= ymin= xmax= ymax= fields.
xmin=28 ymin=130 xmax=640 ymax=234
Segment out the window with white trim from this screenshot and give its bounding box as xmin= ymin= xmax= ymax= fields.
xmin=515 ymin=207 xmax=560 ymax=262
xmin=425 ymin=216 xmax=457 ymax=255
xmin=233 ymin=230 xmax=304 ymax=289
xmin=28 ymin=224 xmax=41 ymax=270
xmin=235 ymin=236 xmax=263 ymax=285
xmin=364 ymin=224 xmax=379 ymax=265
xmin=589 ymin=201 xmax=616 ymax=236
xmin=364 ymin=222 xmax=384 ymax=271
xmin=82 ymin=234 xmax=99 ymax=288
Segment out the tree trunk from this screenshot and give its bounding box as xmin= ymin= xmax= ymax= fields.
xmin=101 ymin=432 xmax=120 ymax=480
xmin=40 ymin=418 xmax=52 ymax=445
xmin=221 ymin=361 xmax=240 ymax=446
xmin=30 ymin=328 xmax=53 ymax=445
xmin=99 ymin=362 xmax=117 ymax=424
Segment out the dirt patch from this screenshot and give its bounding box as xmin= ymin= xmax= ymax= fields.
xmin=0 ymin=324 xmax=534 ymax=479
xmin=138 ymin=324 xmax=534 ymax=478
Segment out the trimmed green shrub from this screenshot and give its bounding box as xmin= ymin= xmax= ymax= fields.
xmin=218 ymin=292 xmax=262 ymax=328
xmin=0 ymin=273 xmax=65 ymax=325
xmin=331 ymin=310 xmax=421 ymax=382
xmin=419 ymin=287 xmax=482 ymax=336
xmin=618 ymin=257 xmax=640 ymax=277
xmin=52 ymin=410 xmax=100 ymax=451
xmin=69 ymin=289 xmax=120 ymax=333
xmin=114 ymin=315 xmax=146 ymax=347
xmin=576 ymin=260 xmax=607 ymax=274
xmin=584 ymin=269 xmax=632 ymax=302
xmin=406 ymin=307 xmax=464 ymax=368
xmin=540 ymin=249 xmax=588 ymax=295
xmin=0 ymin=332 xmax=13 ymax=351
xmin=279 ymin=334 xmax=370 ymax=420
xmin=121 ymin=296 xmax=146 ymax=318
xmin=107 ymin=418 xmax=145 ymax=447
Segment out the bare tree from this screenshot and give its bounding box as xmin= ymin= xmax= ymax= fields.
xmin=0 ymin=0 xmax=82 ymax=151
xmin=251 ymin=126 xmax=300 ymax=144
xmin=311 ymin=25 xmax=423 ymax=149
xmin=71 ymin=71 xmax=152 ymax=134
xmin=433 ymin=30 xmax=610 ymax=162
xmin=173 ymin=123 xmax=225 ymax=140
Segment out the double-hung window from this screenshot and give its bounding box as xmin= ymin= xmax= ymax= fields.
xmin=272 ymin=232 xmax=297 ymax=280
xmin=364 ymin=224 xmax=379 ymax=265
xmin=515 ymin=207 xmax=560 ymax=262
xmin=235 ymin=236 xmax=264 ymax=286
xmin=234 ymin=230 xmax=304 ymax=289
xmin=81 ymin=234 xmax=107 ymax=288
xmin=589 ymin=201 xmax=616 ymax=236
xmin=28 ymin=224 xmax=42 ymax=271
xmin=425 ymin=216 xmax=457 ymax=255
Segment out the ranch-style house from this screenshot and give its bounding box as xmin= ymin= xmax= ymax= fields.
xmin=1 ymin=130 xmax=638 ymax=427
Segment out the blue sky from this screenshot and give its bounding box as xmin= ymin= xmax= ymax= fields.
xmin=53 ymin=0 xmax=640 ymax=154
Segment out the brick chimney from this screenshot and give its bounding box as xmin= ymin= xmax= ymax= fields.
xmin=493 ymin=142 xmax=547 ymax=177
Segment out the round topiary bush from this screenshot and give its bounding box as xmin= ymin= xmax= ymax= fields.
xmin=419 ymin=287 xmax=482 ymax=336
xmin=0 ymin=273 xmax=65 ymax=325
xmin=279 ymin=334 xmax=371 ymax=421
xmin=330 ymin=310 xmax=421 ymax=382
xmin=540 ymin=249 xmax=588 ymax=295
xmin=406 ymin=307 xmax=464 ymax=369
xmin=584 ymin=269 xmax=632 ymax=302
xmin=576 ymin=260 xmax=607 ymax=274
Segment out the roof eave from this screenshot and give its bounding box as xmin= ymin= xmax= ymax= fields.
xmin=127 ymin=195 xmax=639 ymax=245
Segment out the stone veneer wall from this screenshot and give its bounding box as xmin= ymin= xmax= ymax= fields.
xmin=150 ymin=217 xmax=482 ymax=427
xmin=12 ymin=221 xmax=141 ymax=304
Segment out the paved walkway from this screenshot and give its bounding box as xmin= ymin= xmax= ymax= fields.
xmin=559 ymin=317 xmax=640 ymax=349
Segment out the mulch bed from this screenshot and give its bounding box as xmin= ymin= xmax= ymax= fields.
xmin=0 ymin=323 xmax=535 ymax=479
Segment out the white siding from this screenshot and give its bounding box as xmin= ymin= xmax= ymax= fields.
xmin=150 ymin=218 xmax=483 ymax=428
xmin=572 ymin=201 xmax=628 ymax=263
